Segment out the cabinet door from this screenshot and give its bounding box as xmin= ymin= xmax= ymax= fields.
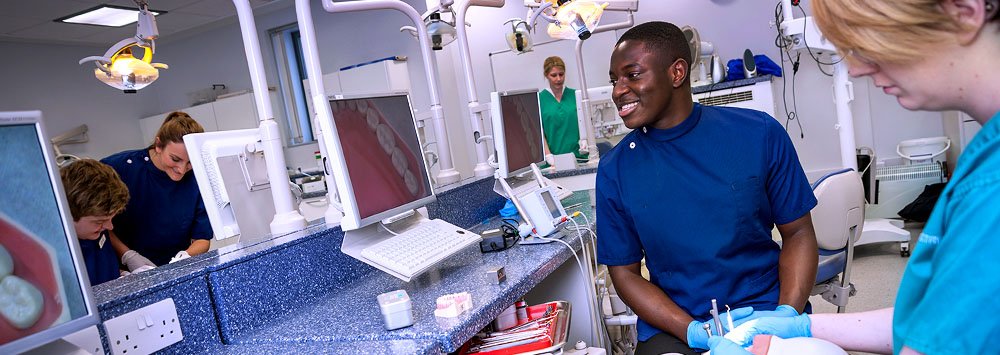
xmin=213 ymin=93 xmax=258 ymax=131
xmin=185 ymin=103 xmax=219 ymax=132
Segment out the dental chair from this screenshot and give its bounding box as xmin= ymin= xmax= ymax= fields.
xmin=810 ymin=169 xmax=865 ymax=313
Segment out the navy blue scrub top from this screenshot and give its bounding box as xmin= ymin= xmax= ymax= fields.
xmin=79 ymin=231 xmax=119 ymax=286
xmin=595 ymin=104 xmax=816 ymax=341
xmin=102 ymin=149 xmax=212 ymax=266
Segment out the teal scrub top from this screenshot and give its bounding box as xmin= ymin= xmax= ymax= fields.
xmin=892 ymin=112 xmax=1000 ymax=354
xmin=539 ymin=88 xmax=586 ymax=159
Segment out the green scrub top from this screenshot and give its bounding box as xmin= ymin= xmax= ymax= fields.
xmin=892 ymin=112 xmax=1000 ymax=354
xmin=539 ymin=88 xmax=587 ymax=160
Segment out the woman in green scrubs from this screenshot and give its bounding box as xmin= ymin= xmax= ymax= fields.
xmin=539 ymin=56 xmax=587 ymax=161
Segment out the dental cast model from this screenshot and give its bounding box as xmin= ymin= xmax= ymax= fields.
xmin=0 ymin=245 xmax=45 ymax=330
xmin=434 ymin=292 xmax=473 ymax=318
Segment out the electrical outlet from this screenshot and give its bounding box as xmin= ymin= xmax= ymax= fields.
xmin=103 ymin=298 xmax=183 ymax=355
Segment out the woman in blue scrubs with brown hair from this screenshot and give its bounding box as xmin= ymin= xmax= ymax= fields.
xmin=102 ymin=111 xmax=213 ymax=271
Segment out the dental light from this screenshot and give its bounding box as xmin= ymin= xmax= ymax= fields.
xmin=78 ymin=1 xmax=167 ymax=93
xmin=524 ymin=0 xmax=608 ymax=40
xmin=401 ymin=9 xmax=458 ymax=51
xmin=503 ymin=18 xmax=533 ymax=54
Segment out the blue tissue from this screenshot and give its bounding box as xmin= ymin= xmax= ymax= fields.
xmin=499 ymin=199 xmax=519 ymax=220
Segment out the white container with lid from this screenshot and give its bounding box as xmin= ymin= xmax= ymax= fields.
xmin=377 ymin=290 xmax=414 ymax=330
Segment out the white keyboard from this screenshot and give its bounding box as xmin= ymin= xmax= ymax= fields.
xmin=360 ymin=219 xmax=481 ymax=279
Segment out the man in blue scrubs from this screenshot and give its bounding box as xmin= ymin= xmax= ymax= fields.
xmin=597 ymin=21 xmax=818 ymax=354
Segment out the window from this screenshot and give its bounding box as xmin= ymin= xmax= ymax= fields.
xmin=270 ymin=24 xmax=314 ymax=146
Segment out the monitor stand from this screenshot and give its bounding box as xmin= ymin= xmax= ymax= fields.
xmin=341 ymin=210 xmax=430 ymax=282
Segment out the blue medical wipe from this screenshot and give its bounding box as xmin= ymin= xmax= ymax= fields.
xmin=499 ymin=199 xmax=519 ymax=219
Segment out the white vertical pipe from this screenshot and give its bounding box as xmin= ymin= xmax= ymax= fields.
xmin=454 ymin=0 xmax=504 ymax=177
xmin=832 ymin=58 xmax=858 ymax=170
xmin=295 ymin=0 xmax=350 ymax=224
xmin=574 ymin=12 xmax=634 ymax=159
xmin=232 ymin=0 xmax=307 ymax=235
xmin=323 ymin=0 xmax=461 ymax=184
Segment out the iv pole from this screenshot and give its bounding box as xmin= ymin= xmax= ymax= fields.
xmin=232 ymin=0 xmax=308 ymax=235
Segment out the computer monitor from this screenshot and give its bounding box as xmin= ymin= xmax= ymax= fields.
xmin=326 ymin=93 xmax=434 ymax=231
xmin=490 ymin=89 xmax=544 ymax=179
xmin=0 ymin=111 xmax=98 ymax=354
xmin=185 ymin=128 xmax=275 ymax=241
xmin=577 ymin=85 xmax=629 ymax=140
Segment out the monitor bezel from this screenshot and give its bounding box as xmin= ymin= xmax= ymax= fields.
xmin=183 ymin=128 xmax=263 ymax=240
xmin=326 ymin=92 xmax=436 ymax=231
xmin=0 ymin=111 xmax=100 ymax=354
xmin=490 ymin=88 xmax=544 ymax=179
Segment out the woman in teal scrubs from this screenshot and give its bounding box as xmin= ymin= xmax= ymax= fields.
xmin=538 ymin=56 xmax=587 ymax=161
xmin=710 ymin=0 xmax=1000 ymax=354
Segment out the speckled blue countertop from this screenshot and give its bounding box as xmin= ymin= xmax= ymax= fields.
xmin=90 ymin=167 xmax=598 ymax=354
xmin=692 ymin=74 xmax=773 ymax=95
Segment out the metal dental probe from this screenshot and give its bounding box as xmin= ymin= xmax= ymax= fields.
xmin=711 ymin=299 xmax=724 ymax=336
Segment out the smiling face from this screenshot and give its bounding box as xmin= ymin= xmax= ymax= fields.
xmin=609 ymin=39 xmax=689 ymax=130
xmin=545 ymin=66 xmax=566 ymax=93
xmin=152 ymin=141 xmax=192 ymax=181
xmin=74 ymin=215 xmax=113 ymax=240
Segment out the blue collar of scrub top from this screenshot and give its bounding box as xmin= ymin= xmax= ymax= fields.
xmin=641 ymin=103 xmax=703 ymax=142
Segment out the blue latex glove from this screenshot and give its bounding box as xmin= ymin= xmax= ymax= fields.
xmin=708 ymin=336 xmax=752 ymax=355
xmin=725 ymin=313 xmax=812 ymax=347
xmin=736 ymin=304 xmax=800 ymax=326
xmin=686 ymin=306 xmax=754 ymax=350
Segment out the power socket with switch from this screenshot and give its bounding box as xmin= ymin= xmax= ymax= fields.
xmin=103 ymin=298 xmax=183 ymax=355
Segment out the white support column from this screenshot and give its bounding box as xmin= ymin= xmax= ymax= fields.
xmin=324 ymin=0 xmax=461 ymax=184
xmin=573 ymin=12 xmax=634 ymax=159
xmin=232 ymin=0 xmax=307 ymax=235
xmin=453 ymin=0 xmax=505 ymax=177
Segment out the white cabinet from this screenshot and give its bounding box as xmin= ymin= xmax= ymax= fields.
xmin=338 ymin=60 xmax=410 ymax=95
xmin=138 ymin=92 xmax=276 ymax=146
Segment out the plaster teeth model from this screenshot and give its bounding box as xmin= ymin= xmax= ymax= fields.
xmin=0 ymin=275 xmax=44 ymax=330
xmin=376 ymin=124 xmax=395 ymax=155
xmin=391 ymin=148 xmax=408 ymax=176
xmin=0 ymin=245 xmax=12 ymax=278
xmin=366 ymin=109 xmax=380 ymax=130
xmin=403 ymin=170 xmax=419 ymax=196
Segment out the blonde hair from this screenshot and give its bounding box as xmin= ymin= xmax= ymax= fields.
xmin=543 ymin=56 xmax=566 ymax=76
xmin=151 ymin=111 xmax=204 ymax=149
xmin=60 ymin=159 xmax=129 ymax=221
xmin=813 ymin=0 xmax=964 ymax=64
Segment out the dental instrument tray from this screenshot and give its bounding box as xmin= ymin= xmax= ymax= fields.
xmin=457 ymin=301 xmax=571 ymax=355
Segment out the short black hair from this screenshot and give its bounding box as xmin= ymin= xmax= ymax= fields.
xmin=616 ymin=21 xmax=691 ymax=74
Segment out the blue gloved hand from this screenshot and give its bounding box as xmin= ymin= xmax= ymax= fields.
xmin=708 ymin=336 xmax=752 ymax=355
xmin=686 ymin=306 xmax=754 ymax=350
xmin=725 ymin=313 xmax=812 ymax=348
xmin=736 ymin=304 xmax=800 ymax=326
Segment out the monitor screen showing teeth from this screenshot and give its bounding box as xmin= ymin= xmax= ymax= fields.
xmin=0 ymin=245 xmax=11 ymax=278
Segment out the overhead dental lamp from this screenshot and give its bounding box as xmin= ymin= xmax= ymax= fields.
xmin=538 ymin=0 xmax=609 ymax=40
xmin=503 ymin=18 xmax=534 ymax=54
xmin=401 ymin=10 xmax=459 ymax=51
xmin=78 ymin=1 xmax=167 ymax=93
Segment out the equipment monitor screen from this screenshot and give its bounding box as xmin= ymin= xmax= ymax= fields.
xmin=328 ymin=94 xmax=433 ymax=222
xmin=0 ymin=111 xmax=97 ymax=353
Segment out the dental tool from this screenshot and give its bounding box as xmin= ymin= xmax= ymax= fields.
xmin=711 ymin=299 xmax=724 ymax=336
xmin=703 ymin=323 xmax=712 ymax=338
xmin=726 ymin=304 xmax=735 ymax=331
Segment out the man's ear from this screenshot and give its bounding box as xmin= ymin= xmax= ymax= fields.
xmin=670 ymin=58 xmax=688 ymax=88
xmin=941 ymin=0 xmax=990 ymax=44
